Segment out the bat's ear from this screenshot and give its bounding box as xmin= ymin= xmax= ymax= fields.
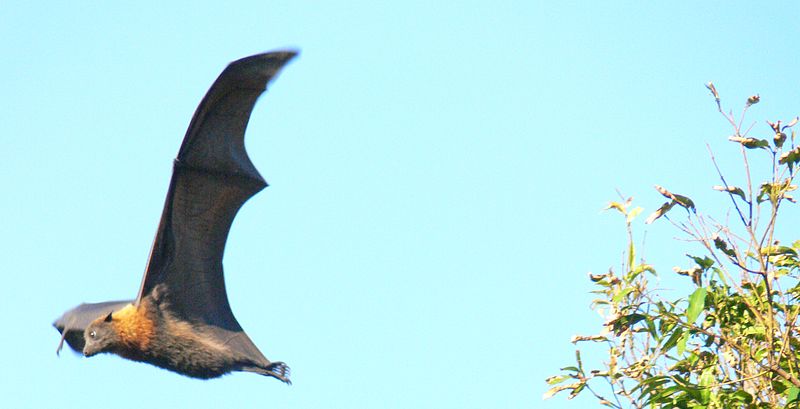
xmin=104 ymin=312 xmax=113 ymax=322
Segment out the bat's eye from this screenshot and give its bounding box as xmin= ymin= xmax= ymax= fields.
xmin=89 ymin=331 xmax=97 ymax=338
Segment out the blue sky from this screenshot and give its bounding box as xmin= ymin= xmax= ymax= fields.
xmin=2 ymin=2 xmax=799 ymax=408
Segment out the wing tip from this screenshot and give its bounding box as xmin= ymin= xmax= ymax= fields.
xmin=207 ymin=50 xmax=297 ymax=99
xmin=228 ymin=50 xmax=299 ymax=73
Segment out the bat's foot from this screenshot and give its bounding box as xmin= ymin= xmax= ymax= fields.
xmin=242 ymin=361 xmax=291 ymax=384
xmin=265 ymin=361 xmax=291 ymax=385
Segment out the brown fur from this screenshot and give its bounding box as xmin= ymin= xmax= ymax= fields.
xmin=83 ymin=293 xmax=288 ymax=381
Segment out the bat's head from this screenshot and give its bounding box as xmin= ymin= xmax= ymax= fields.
xmin=83 ymin=312 xmax=120 ymax=357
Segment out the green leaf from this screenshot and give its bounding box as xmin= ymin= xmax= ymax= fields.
xmin=672 ymin=194 xmax=696 ymax=211
xmin=629 ymin=264 xmax=656 ymax=281
xmin=568 ymin=382 xmax=586 ymax=399
xmin=730 ymin=390 xmax=753 ymax=404
xmin=545 ymin=375 xmax=572 ymax=385
xmin=788 ymin=386 xmax=800 ymax=403
xmin=761 ymin=245 xmax=798 ymax=257
xmin=605 ymin=197 xmax=633 ymax=215
xmin=757 ymin=179 xmax=798 ymax=204
xmin=611 ymin=313 xmax=648 ymax=334
xmin=773 ymin=379 xmax=789 ymax=394
xmin=612 ymin=287 xmax=634 ymax=303
xmin=646 ymin=201 xmax=676 ymax=224
xmin=644 ymin=315 xmax=658 ymax=337
xmin=661 ymin=327 xmax=684 ymax=352
xmin=687 ymin=254 xmax=714 ymax=270
xmin=698 ymin=368 xmax=714 ymax=404
xmin=605 ymin=201 xmax=627 ymax=214
xmin=711 ymin=267 xmax=728 ymax=286
xmin=780 ymin=146 xmax=800 ymax=166
xmin=687 ymin=288 xmax=707 ymax=323
xmin=628 ymin=238 xmax=635 ymax=271
xmin=627 ymin=206 xmax=643 ymax=223
xmin=705 ymin=82 xmax=720 ymax=101
xmin=712 ymin=185 xmax=747 ymax=202
xmin=743 ymin=325 xmax=766 ymax=338
xmin=677 ymin=330 xmax=690 ymax=355
xmin=775 ymin=131 xmax=788 ymax=148
xmin=671 ymin=374 xmax=705 ymax=402
xmin=543 ymin=382 xmax=580 ymax=400
xmin=729 ymin=135 xmax=769 ymax=149
xmin=654 ymin=185 xmax=696 ymax=212
xmin=712 ymin=235 xmax=737 ymax=258
xmin=674 ymin=266 xmax=702 ymax=286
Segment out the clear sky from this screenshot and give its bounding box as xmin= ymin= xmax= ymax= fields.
xmin=2 ymin=2 xmax=799 ymax=408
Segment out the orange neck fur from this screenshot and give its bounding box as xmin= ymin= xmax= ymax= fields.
xmin=112 ymin=304 xmax=155 ymax=351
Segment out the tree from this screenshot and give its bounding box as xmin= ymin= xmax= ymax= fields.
xmin=544 ymin=85 xmax=800 ymax=408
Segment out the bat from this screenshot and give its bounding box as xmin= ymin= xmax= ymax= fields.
xmin=52 ymin=51 xmax=297 ymax=383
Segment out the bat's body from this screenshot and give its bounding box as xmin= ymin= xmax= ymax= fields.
xmin=53 ymin=51 xmax=296 ymax=383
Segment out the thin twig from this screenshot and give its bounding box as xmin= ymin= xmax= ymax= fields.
xmin=707 ymin=143 xmax=749 ymax=228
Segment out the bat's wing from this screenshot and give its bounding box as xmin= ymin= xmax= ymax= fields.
xmin=136 ymin=51 xmax=296 ymax=335
xmin=53 ymin=300 xmax=134 ymax=353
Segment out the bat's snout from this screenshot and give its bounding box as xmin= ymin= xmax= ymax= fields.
xmin=83 ymin=346 xmax=99 ymax=358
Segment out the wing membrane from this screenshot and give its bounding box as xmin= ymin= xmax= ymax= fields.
xmin=137 ymin=51 xmax=297 ymax=330
xmin=53 ymin=300 xmax=134 ymax=353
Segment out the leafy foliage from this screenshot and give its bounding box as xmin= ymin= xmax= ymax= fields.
xmin=545 ymin=86 xmax=800 ymax=407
